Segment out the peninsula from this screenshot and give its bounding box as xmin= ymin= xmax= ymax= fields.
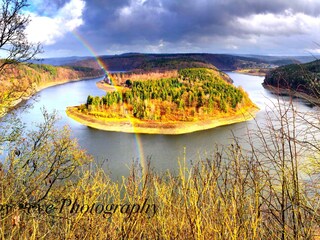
xmin=67 ymin=67 xmax=258 ymax=134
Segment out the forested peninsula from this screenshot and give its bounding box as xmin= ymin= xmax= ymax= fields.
xmin=67 ymin=68 xmax=258 ymax=134
xmin=0 ymin=63 xmax=103 ymax=117
xmin=263 ymin=60 xmax=320 ymax=104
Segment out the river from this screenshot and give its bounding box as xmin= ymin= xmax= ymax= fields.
xmin=2 ymin=72 xmax=317 ymax=180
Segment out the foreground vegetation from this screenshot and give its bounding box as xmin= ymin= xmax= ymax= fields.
xmin=2 ymin=98 xmax=320 ymax=238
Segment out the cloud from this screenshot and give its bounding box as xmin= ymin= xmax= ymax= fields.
xmin=41 ymin=0 xmax=320 ymax=56
xmin=26 ymin=0 xmax=85 ymax=45
xmin=234 ymin=10 xmax=320 ymax=36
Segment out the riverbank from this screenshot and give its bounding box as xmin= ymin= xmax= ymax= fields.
xmin=234 ymin=69 xmax=270 ymax=76
xmin=96 ymin=81 xmax=124 ymax=92
xmin=262 ymin=83 xmax=320 ymax=105
xmin=36 ymin=74 xmax=104 ymax=92
xmin=66 ymin=106 xmax=259 ymax=135
xmin=0 ymin=74 xmax=104 ymax=118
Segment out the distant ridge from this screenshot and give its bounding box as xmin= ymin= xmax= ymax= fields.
xmin=29 ymin=56 xmax=91 ymax=66
xmin=237 ymin=54 xmax=319 ymax=64
xmin=36 ymin=53 xmax=320 ymax=73
xmin=65 ymin=53 xmax=293 ymax=72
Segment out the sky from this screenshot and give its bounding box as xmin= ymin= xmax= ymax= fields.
xmin=24 ymin=0 xmax=320 ymax=58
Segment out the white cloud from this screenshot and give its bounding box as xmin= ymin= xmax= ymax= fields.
xmin=26 ymin=0 xmax=85 ymax=45
xmin=234 ymin=10 xmax=320 ymax=36
xmin=305 ymin=47 xmax=320 ymax=54
xmin=226 ymin=44 xmax=238 ymax=50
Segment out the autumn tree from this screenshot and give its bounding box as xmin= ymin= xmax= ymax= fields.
xmin=0 ymin=0 xmax=91 ymax=211
xmin=0 ymin=0 xmax=41 ymax=72
xmin=0 ymin=0 xmax=42 ymax=112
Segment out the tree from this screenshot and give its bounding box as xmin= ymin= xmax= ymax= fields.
xmin=0 ymin=0 xmax=42 ymax=72
xmin=0 ymin=0 xmax=42 ymax=113
xmin=0 ymin=0 xmax=90 ymax=209
xmin=125 ymin=79 xmax=132 ymax=87
xmin=86 ymin=95 xmax=93 ymax=106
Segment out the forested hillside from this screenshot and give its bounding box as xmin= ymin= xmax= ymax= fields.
xmin=69 ymin=53 xmax=282 ymax=72
xmin=79 ymin=68 xmax=254 ymax=122
xmin=263 ymin=59 xmax=320 ymax=98
xmin=0 ymin=63 xmax=103 ymax=116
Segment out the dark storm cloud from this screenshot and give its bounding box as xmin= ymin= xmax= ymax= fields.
xmin=77 ymin=0 xmax=319 ymax=44
xmin=41 ymin=0 xmax=320 ymax=56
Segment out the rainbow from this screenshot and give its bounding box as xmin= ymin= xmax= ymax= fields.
xmin=72 ymin=30 xmax=147 ymax=176
xmin=72 ymin=30 xmax=109 ymax=75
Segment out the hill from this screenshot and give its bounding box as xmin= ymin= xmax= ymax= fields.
xmin=68 ymin=53 xmax=287 ymax=72
xmin=29 ymin=56 xmax=90 ymax=66
xmin=263 ymin=59 xmax=320 ymax=103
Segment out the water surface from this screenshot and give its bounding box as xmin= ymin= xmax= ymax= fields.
xmin=5 ymin=73 xmax=316 ymax=180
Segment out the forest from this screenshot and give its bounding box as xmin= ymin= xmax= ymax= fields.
xmin=82 ymin=68 xmax=254 ymax=121
xmin=263 ymin=59 xmax=320 ymax=97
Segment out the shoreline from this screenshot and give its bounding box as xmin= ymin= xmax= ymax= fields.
xmin=234 ymin=69 xmax=268 ymax=77
xmin=0 ymin=74 xmax=104 ymax=118
xmin=96 ymin=81 xmax=124 ymax=92
xmin=36 ymin=74 xmax=104 ymax=92
xmin=66 ymin=106 xmax=259 ymax=135
xmin=262 ymin=83 xmax=320 ymax=105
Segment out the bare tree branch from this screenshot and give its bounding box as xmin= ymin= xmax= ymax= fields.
xmin=0 ymin=0 xmax=42 ymax=74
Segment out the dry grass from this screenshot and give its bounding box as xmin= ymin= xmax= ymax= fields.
xmin=0 ymin=148 xmax=264 ymax=239
xmin=1 ymin=140 xmax=319 ymax=239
